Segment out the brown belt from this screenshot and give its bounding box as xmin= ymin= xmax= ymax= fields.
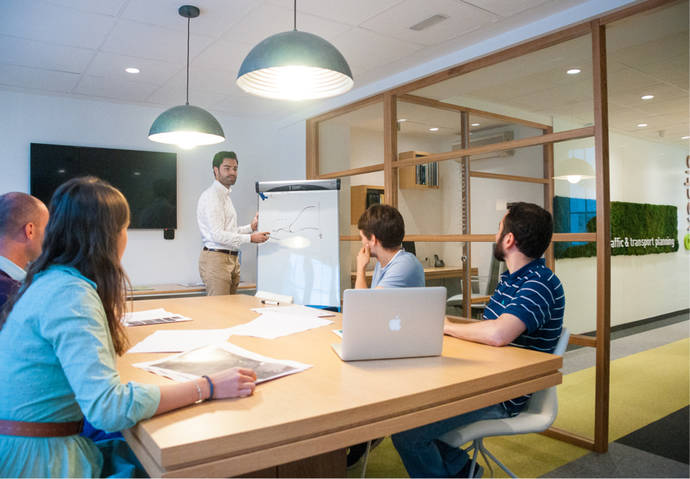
xmin=0 ymin=418 xmax=84 ymax=437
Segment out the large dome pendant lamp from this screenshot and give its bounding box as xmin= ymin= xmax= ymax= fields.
xmin=149 ymin=5 xmax=225 ymax=150
xmin=236 ymin=0 xmax=353 ymax=101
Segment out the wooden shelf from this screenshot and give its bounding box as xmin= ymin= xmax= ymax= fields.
xmin=398 ymin=151 xmax=439 ymax=190
xmin=350 ymin=185 xmax=384 ymax=224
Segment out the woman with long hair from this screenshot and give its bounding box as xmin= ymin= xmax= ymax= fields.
xmin=0 ymin=177 xmax=256 ymax=477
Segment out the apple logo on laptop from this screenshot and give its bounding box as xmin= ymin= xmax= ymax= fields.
xmin=388 ymin=315 xmax=402 ymax=332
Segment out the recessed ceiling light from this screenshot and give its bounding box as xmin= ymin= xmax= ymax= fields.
xmin=566 ymin=68 xmax=581 ymax=75
xmin=641 ymin=94 xmax=654 ymax=100
xmin=125 ymin=67 xmax=140 ymax=74
xmin=637 ymin=123 xmax=648 ymax=128
xmin=471 ymin=123 xmax=480 ymax=127
xmin=429 ymin=127 xmax=439 ymax=132
xmin=682 ymin=135 xmax=690 ymax=140
xmin=410 ymin=14 xmax=449 ymax=31
xmin=398 ymin=118 xmax=407 ymax=122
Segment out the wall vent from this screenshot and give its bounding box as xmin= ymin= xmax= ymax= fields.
xmin=452 ymin=130 xmax=514 ymax=160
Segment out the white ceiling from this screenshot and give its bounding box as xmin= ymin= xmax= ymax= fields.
xmin=0 ymin=0 xmax=603 ymax=121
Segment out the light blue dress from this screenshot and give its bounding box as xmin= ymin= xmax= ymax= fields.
xmin=0 ymin=265 xmax=160 ymax=477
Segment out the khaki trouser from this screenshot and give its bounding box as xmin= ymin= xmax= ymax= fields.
xmin=199 ymin=249 xmax=241 ymax=295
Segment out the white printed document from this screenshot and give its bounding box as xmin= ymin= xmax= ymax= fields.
xmin=134 ymin=342 xmax=311 ymax=383
xmin=227 ymin=305 xmax=334 ymax=339
xmin=127 ymin=329 xmax=231 ymax=353
xmin=122 ymin=308 xmax=192 ymax=327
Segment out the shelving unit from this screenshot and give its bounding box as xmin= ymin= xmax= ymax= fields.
xmin=350 ymin=185 xmax=385 ymax=224
xmin=398 ymin=151 xmax=439 ymax=189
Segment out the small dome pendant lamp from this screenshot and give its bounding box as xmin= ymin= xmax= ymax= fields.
xmin=149 ymin=5 xmax=225 ymax=149
xmin=236 ymin=0 xmax=353 ymax=101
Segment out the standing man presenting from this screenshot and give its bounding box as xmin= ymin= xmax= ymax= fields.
xmin=197 ymin=151 xmax=269 ymax=296
xmin=0 ymin=192 xmax=49 ymax=308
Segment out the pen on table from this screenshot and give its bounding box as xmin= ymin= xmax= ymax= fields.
xmin=261 ymin=300 xmax=279 ymax=305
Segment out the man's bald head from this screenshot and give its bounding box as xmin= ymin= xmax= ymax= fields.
xmin=0 ymin=192 xmax=49 ymax=267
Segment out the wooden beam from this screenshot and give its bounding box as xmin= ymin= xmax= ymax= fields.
xmin=399 ymin=94 xmax=551 ymax=130
xmin=460 ymin=111 xmax=471 ymax=319
xmin=570 ymin=334 xmax=597 ymax=348
xmin=394 ymin=127 xmax=594 ymax=168
xmin=306 ymin=119 xmax=318 ymax=180
xmin=317 ymin=164 xmax=384 ymax=179
xmin=309 ymin=94 xmax=384 ymax=124
xmin=470 ymin=171 xmax=550 ymax=184
xmin=390 ymin=23 xmax=590 ymax=96
xmin=541 ymin=427 xmax=596 ymax=451
xmin=543 ymin=127 xmax=556 ymax=271
xmin=384 ymin=94 xmax=398 ymax=207
xmin=552 ymin=233 xmax=596 ymax=242
xmin=592 ymin=19 xmax=611 ymax=454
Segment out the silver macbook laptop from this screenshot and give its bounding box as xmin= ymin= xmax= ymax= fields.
xmin=332 ymin=286 xmax=447 ymax=361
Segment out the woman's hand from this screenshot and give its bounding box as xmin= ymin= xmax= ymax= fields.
xmin=210 ymin=367 xmax=257 ymax=398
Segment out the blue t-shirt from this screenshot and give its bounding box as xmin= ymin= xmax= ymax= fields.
xmin=483 ymin=258 xmax=565 ymax=414
xmin=371 ymin=250 xmax=425 ymax=288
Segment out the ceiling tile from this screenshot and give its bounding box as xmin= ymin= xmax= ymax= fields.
xmin=0 ymin=64 xmax=80 ymax=92
xmin=333 ymin=28 xmax=422 ymax=73
xmin=120 ymin=0 xmax=258 ymax=38
xmin=0 ymin=0 xmax=115 ymax=48
xmin=219 ymin=4 xmax=351 ymax=47
xmin=264 ymin=0 xmax=403 ymax=26
xmin=192 ymin=40 xmax=254 ymax=76
xmin=463 ymin=0 xmax=551 ymax=17
xmin=74 ymin=74 xmax=160 ymax=102
xmin=0 ymin=35 xmax=94 ymax=73
xmin=101 ymin=20 xmax=215 ymax=64
xmin=146 ymin=82 xmax=227 ymax=110
xmin=43 ymin=0 xmax=127 ymax=16
xmin=361 ymin=0 xmax=496 ymax=46
xmin=86 ymin=52 xmax=181 ymax=85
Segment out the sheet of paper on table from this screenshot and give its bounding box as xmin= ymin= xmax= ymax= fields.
xmin=127 ymin=329 xmax=232 ymax=353
xmin=133 ymin=342 xmax=311 ymax=383
xmin=122 ymin=308 xmax=192 ymax=327
xmin=227 ymin=305 xmax=334 ymax=340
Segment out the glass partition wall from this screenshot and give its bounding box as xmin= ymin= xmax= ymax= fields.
xmin=306 ymin=0 xmax=688 ymax=454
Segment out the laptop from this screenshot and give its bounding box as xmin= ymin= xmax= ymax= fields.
xmin=332 ymin=287 xmax=447 ymax=361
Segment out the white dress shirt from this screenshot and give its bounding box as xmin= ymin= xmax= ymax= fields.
xmin=0 ymin=255 xmax=26 ymax=281
xmin=197 ymin=180 xmax=253 ymax=251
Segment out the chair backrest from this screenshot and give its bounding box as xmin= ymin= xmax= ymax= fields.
xmin=484 ymin=247 xmax=502 ymax=296
xmin=524 ymin=328 xmax=570 ymax=416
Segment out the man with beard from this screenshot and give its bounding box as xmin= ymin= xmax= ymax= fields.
xmin=197 ymin=151 xmax=269 ymax=296
xmin=354 ymin=204 xmax=424 ymax=290
xmin=391 ymin=202 xmax=565 ymax=478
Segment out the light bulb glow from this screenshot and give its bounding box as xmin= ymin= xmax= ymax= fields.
xmin=637 ymin=123 xmax=648 ymax=128
xmin=566 ymin=175 xmax=582 ymax=184
xmin=641 ymin=94 xmax=654 ymax=100
xmin=566 ymin=68 xmax=581 ymax=75
xmin=125 ymin=67 xmax=140 ymax=74
xmin=682 ymin=136 xmax=690 ymax=140
xmin=148 ymin=130 xmax=225 ymax=149
xmin=471 ymin=123 xmax=480 ymax=127
xmin=237 ymin=65 xmax=353 ymax=101
xmin=429 ymin=127 xmax=439 ymax=132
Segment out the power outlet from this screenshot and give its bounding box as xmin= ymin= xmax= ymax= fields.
xmin=163 ymin=229 xmax=175 ymax=240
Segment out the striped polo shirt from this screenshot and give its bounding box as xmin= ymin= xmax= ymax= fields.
xmin=483 ymin=258 xmax=565 ymax=415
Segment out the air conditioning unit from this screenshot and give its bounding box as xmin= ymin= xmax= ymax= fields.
xmin=452 ymin=130 xmax=514 ymax=160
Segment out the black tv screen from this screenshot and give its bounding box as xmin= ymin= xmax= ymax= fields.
xmin=30 ymin=143 xmax=177 ymax=229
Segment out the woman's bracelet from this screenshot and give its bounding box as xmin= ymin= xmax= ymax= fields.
xmin=202 ymin=375 xmax=214 ymax=400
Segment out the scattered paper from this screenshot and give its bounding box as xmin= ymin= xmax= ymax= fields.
xmin=332 ymin=329 xmax=343 ymax=338
xmin=227 ymin=305 xmax=333 ymax=339
xmin=122 ymin=308 xmax=192 ymax=327
xmin=127 ymin=329 xmax=231 ymax=353
xmin=134 ymin=342 xmax=311 ymax=383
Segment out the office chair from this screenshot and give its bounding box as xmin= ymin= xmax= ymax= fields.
xmin=438 ymin=328 xmax=570 ymax=478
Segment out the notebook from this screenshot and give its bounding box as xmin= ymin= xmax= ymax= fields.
xmin=332 ymin=287 xmax=447 ymax=361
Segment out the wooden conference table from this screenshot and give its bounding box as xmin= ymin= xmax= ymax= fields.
xmin=118 ymin=294 xmax=562 ymax=477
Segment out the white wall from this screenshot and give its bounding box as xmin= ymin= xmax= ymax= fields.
xmin=0 ymin=90 xmax=295 ymax=286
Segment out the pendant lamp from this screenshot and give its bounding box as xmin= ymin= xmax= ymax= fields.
xmin=149 ymin=5 xmax=225 ymax=149
xmin=554 ymin=157 xmax=595 ymax=184
xmin=236 ymin=0 xmax=353 ymax=101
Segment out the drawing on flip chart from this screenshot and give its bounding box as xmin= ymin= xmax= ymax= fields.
xmin=267 ymin=203 xmax=323 ymax=245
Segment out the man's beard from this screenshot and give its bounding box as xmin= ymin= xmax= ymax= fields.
xmin=493 ymin=233 xmax=506 ymax=261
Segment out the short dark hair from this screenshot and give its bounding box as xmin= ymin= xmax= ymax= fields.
xmin=0 ymin=192 xmax=44 ymax=238
xmin=503 ymin=202 xmax=553 ymax=259
xmin=212 ymin=151 xmax=238 ymax=169
xmin=357 ymin=204 xmax=405 ymax=249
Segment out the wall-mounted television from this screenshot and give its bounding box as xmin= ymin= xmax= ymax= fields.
xmin=30 ymin=143 xmax=177 ymax=229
